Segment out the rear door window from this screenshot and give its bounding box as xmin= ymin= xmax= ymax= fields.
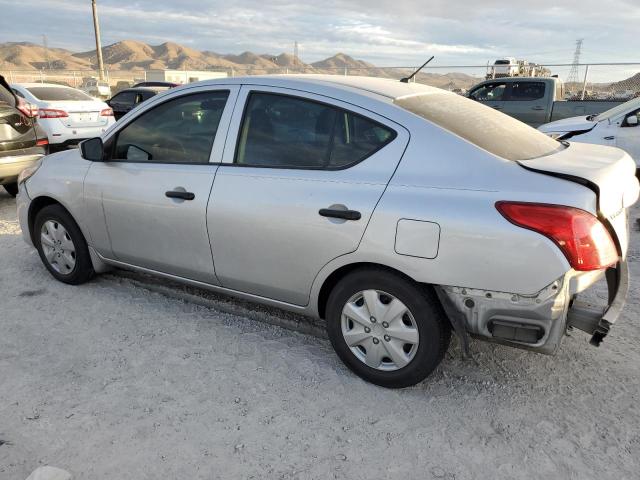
xmin=111 ymin=91 xmax=136 ymax=107
xmin=507 ymin=82 xmax=545 ymax=101
xmin=329 ymin=111 xmax=395 ymax=167
xmin=235 ymin=92 xmax=395 ymax=169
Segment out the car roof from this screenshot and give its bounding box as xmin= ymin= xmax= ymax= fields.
xmin=117 ymin=87 xmax=167 ymax=93
xmin=13 ymin=83 xmax=76 ymax=88
xmin=176 ymin=75 xmax=446 ymax=101
xmin=476 ymin=77 xmax=555 ymax=82
xmin=133 ymin=81 xmax=177 ymax=86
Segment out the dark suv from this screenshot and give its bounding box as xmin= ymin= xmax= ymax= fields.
xmin=107 ymin=86 xmax=170 ymax=120
xmin=0 ymin=75 xmax=46 ymax=197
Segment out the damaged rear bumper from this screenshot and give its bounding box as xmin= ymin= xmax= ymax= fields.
xmin=437 ymin=260 xmax=627 ymax=354
xmin=567 ymin=260 xmax=629 ymax=346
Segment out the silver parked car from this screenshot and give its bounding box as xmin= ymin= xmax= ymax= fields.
xmin=16 ymin=76 xmax=639 ymax=388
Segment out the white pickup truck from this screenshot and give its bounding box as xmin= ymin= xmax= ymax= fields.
xmin=539 ymin=97 xmax=640 ymax=168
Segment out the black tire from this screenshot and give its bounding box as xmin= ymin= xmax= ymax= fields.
xmin=34 ymin=204 xmax=95 ymax=285
xmin=3 ymin=182 xmax=18 ymax=197
xmin=326 ymin=268 xmax=451 ymax=388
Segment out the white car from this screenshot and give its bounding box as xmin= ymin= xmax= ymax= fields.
xmin=539 ymin=97 xmax=640 ymax=168
xmin=11 ymin=83 xmax=115 ymax=149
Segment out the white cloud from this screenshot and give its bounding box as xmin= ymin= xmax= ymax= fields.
xmin=0 ymin=0 xmax=638 ymax=66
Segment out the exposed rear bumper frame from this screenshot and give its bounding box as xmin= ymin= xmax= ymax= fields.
xmin=566 ymin=260 xmax=629 ymax=345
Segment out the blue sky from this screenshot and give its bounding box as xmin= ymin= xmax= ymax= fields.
xmin=0 ymin=0 xmax=638 ymax=66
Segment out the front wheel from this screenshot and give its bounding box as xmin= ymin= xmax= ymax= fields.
xmin=326 ymin=268 xmax=451 ymax=388
xmin=3 ymin=182 xmax=18 ymax=197
xmin=34 ymin=204 xmax=95 ymax=285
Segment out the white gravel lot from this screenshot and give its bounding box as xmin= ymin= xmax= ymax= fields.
xmin=1 ymin=189 xmax=639 ymax=480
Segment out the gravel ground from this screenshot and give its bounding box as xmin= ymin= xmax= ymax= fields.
xmin=1 ymin=189 xmax=639 ymax=480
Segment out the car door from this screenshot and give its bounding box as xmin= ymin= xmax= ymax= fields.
xmin=615 ymin=109 xmax=640 ymax=163
xmin=468 ymin=81 xmax=507 ymax=114
xmin=83 ymin=85 xmax=238 ymax=283
xmin=207 ymin=86 xmax=409 ymax=306
xmin=503 ymin=81 xmax=547 ymax=126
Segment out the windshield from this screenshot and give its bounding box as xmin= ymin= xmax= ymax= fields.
xmin=595 ymin=97 xmax=640 ymax=121
xmin=27 ymin=86 xmax=94 ymax=101
xmin=394 ymin=92 xmax=565 ymax=161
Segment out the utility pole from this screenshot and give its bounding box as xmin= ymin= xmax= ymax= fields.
xmin=91 ymin=0 xmax=105 ymax=81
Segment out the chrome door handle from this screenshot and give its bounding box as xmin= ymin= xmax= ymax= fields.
xmin=603 ymin=136 xmax=615 ymax=140
xmin=319 ymin=208 xmax=361 ymax=221
xmin=531 ymin=106 xmax=545 ymax=111
xmin=166 ymin=190 xmax=195 ymax=200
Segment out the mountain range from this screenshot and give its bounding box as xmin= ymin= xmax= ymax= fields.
xmin=0 ymin=40 xmax=479 ymax=89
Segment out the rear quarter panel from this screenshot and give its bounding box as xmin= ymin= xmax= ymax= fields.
xmin=313 ymin=117 xmax=600 ymax=300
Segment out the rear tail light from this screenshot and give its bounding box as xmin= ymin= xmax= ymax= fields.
xmin=100 ymin=108 xmax=114 ymax=117
xmin=16 ymin=97 xmax=38 ymax=118
xmin=39 ymin=108 xmax=69 ymax=119
xmin=496 ymin=201 xmax=618 ymax=271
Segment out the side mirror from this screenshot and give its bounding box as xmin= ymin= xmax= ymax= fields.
xmin=80 ymin=137 xmax=104 ymax=161
xmin=626 ymin=115 xmax=639 ymax=127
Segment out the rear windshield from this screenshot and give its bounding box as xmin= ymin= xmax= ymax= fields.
xmin=27 ymin=87 xmax=94 ymax=101
xmin=394 ymin=93 xmax=564 ymax=161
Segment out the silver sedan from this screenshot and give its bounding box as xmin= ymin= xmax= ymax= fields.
xmin=17 ymin=75 xmax=639 ymax=387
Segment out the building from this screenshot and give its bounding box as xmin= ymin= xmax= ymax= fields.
xmin=145 ymin=69 xmax=228 ymax=84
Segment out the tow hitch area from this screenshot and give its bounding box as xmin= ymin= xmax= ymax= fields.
xmin=567 ymin=261 xmax=629 ymax=346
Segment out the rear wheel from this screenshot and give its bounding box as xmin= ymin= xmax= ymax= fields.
xmin=34 ymin=204 xmax=95 ymax=285
xmin=3 ymin=182 xmax=18 ymax=197
xmin=326 ymin=268 xmax=451 ymax=388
